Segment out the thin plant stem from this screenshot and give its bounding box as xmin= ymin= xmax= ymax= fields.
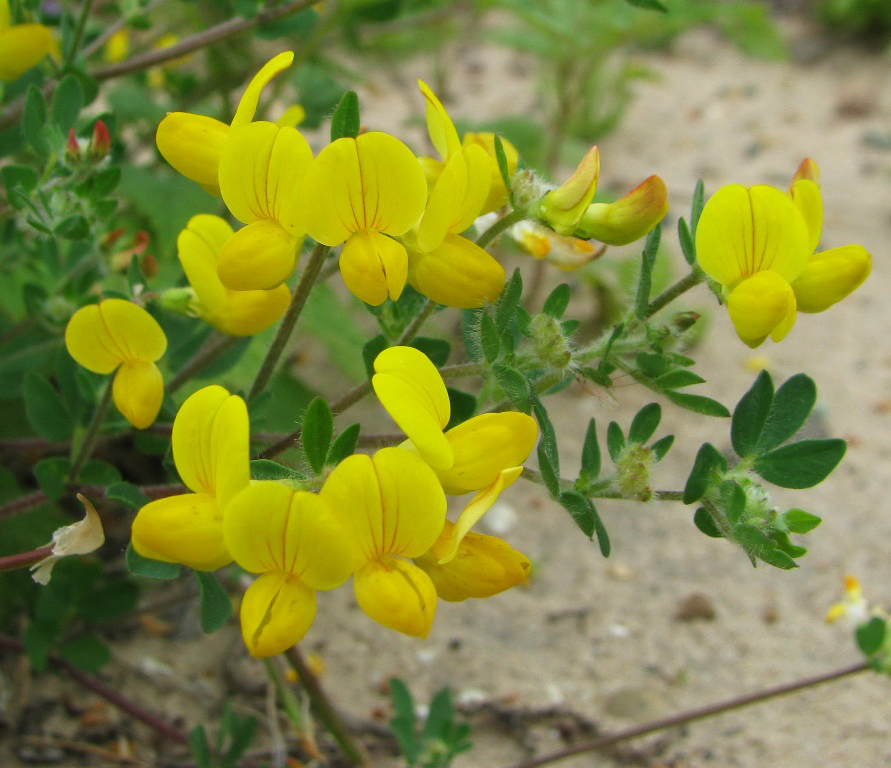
xmin=476 ymin=209 xmax=526 ymax=250
xmin=0 ymin=546 xmax=53 ymax=572
xmin=284 ymin=646 xmax=372 ymax=767
xmin=644 ymin=268 xmax=705 ymax=319
xmin=500 ymin=661 xmax=869 ymax=768
xmin=248 ymin=243 xmax=330 ymax=403
xmin=0 ymin=491 xmax=48 ymax=521
xmin=263 ymin=657 xmax=313 ymax=743
xmin=0 ymin=634 xmax=189 ymax=744
xmin=439 ymin=362 xmax=488 ymax=380
xmin=68 ymin=380 xmax=114 ymax=482
xmin=168 ymin=333 xmax=240 ymax=393
xmin=396 ymin=298 xmax=434 ymax=345
xmin=66 ymin=0 xmax=96 ymax=65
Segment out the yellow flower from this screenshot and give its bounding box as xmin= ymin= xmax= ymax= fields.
xmin=826 ymin=575 xmax=870 ymax=627
xmin=696 ymin=167 xmax=871 ymax=347
xmin=103 ymin=29 xmax=129 ymax=63
xmin=177 ymin=215 xmax=291 ymax=335
xmin=300 ymin=132 xmax=427 ymax=305
xmin=575 ymin=174 xmax=669 ymax=245
xmin=320 ymin=448 xmax=447 ymax=637
xmin=538 ymin=145 xmax=601 ymax=236
xmin=512 ymin=220 xmax=604 ymax=272
xmin=404 ymin=82 xmax=505 ymax=309
xmin=65 ymin=299 xmax=167 ymax=429
xmin=414 ymin=521 xmax=530 ymax=602
xmin=462 ymin=132 xmax=519 ymax=214
xmin=131 ymin=385 xmax=249 ymax=571
xmin=155 ymin=52 xmax=294 ymax=196
xmin=215 ymin=121 xmax=312 ymax=290
xmin=0 ymin=0 xmax=54 ymax=81
xmin=224 ymin=482 xmax=360 ymax=656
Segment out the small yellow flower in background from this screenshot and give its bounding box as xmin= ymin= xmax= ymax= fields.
xmin=538 ymin=145 xmax=601 ymax=236
xmin=146 ymin=34 xmax=191 ymax=89
xmin=224 ymin=481 xmax=360 ymax=656
xmin=300 ymin=132 xmax=427 ymax=305
xmin=31 ymin=494 xmax=105 ymax=585
xmin=65 ymin=299 xmax=167 ymax=429
xmin=696 ymin=161 xmax=871 ymax=347
xmin=512 ymin=220 xmax=605 ymax=272
xmin=177 ymin=215 xmax=291 ymax=335
xmin=0 ymin=0 xmax=54 ymax=81
xmin=575 ymin=174 xmax=669 ymax=245
xmin=215 ymin=121 xmax=312 ymax=290
xmin=155 ymin=51 xmax=294 ymax=196
xmin=403 ymin=82 xmax=505 ymax=309
xmin=320 ymin=448 xmax=447 ymax=637
xmin=131 ymin=386 xmax=249 ymax=570
xmin=826 ymin=575 xmax=870 ymax=627
xmin=103 ymin=28 xmax=129 ymax=64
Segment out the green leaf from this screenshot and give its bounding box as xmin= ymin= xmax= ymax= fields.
xmin=92 ymin=167 xmax=121 ymax=198
xmin=579 ymin=418 xmax=601 ymax=484
xmin=78 ymin=458 xmax=121 ymax=486
xmin=55 ymin=214 xmax=90 ymax=240
xmin=634 ymin=225 xmax=661 ymax=318
xmin=330 ymin=90 xmax=360 ymax=141
xmin=606 ymin=421 xmax=625 ymax=462
xmin=302 ymin=397 xmax=334 ymax=475
xmin=665 ymin=390 xmax=730 ymax=417
xmin=542 ymin=284 xmax=570 ymax=318
xmin=636 ymin=351 xmax=669 ymax=378
xmin=756 ymin=373 xmax=816 ymax=453
xmin=195 ymin=571 xmax=233 ymax=633
xmin=462 ymin=310 xmax=483 ymax=362
xmin=654 ymin=369 xmax=705 ymax=389
xmin=250 ymin=459 xmax=305 ymax=482
xmin=690 ymin=180 xmax=705 ymax=234
xmin=24 ymin=372 xmax=74 ymax=440
xmin=445 ymin=388 xmax=476 ymax=430
xmin=731 ymin=370 xmax=774 ymax=458
xmin=410 ymin=337 xmax=450 ymax=367
xmin=493 ymin=135 xmax=513 ymax=198
xmin=2 ymin=165 xmax=38 ymax=198
xmin=559 ymin=492 xmax=610 ymax=556
xmin=532 ymin=395 xmax=558 ymax=477
xmin=734 ymin=523 xmax=798 ymax=569
xmin=58 ymin=633 xmax=110 ymax=672
xmin=23 ymin=85 xmax=50 ymax=155
xmin=492 ymin=364 xmax=531 ymax=413
xmin=78 ymin=581 xmax=139 ymax=623
xmin=34 ymin=457 xmax=70 ymax=501
xmin=125 ymin=543 xmax=180 ymax=580
xmin=327 ymin=424 xmax=360 ymax=467
xmin=105 ymin=482 xmax=150 ymax=510
xmin=495 ymin=269 xmax=523 ymax=333
xmin=782 ymin=508 xmax=822 ymax=534
xmin=719 ymin=480 xmax=746 ymax=525
xmin=683 ymin=442 xmax=726 ymax=503
xmin=189 ymin=725 xmax=211 ymax=768
xmin=651 ymin=434 xmax=674 ymax=460
xmin=628 ymin=403 xmax=661 ymax=444
xmin=624 ymin=0 xmax=667 ymax=11
xmin=753 ymin=439 xmax=846 ymax=489
xmin=421 ymin=686 xmax=454 ymax=742
xmin=480 ymin=312 xmax=500 ymax=363
xmin=389 ymin=678 xmax=419 ymax=762
xmin=362 ymin=334 xmax=388 ymax=378
xmin=51 ymin=75 xmax=84 ymax=133
xmin=678 ymin=217 xmax=696 ymax=264
xmin=693 ymin=507 xmax=724 ymax=538
xmin=856 ymin=617 xmax=887 ymax=656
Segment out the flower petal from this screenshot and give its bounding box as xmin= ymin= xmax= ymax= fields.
xmin=372 ymin=346 xmax=452 ymax=468
xmin=418 ymin=80 xmax=462 ymax=160
xmin=462 ymin=132 xmax=519 ymax=214
xmin=113 ymin=360 xmax=164 ymax=429
xmin=726 ymin=271 xmax=797 ymax=348
xmin=407 ymin=233 xmax=505 ymax=309
xmin=791 ymin=245 xmax=871 ymax=313
xmin=416 ymin=522 xmax=530 ymax=602
xmin=178 ymin=215 xmax=233 ymax=315
xmin=224 ymin=482 xmax=358 ymax=587
xmin=0 ymin=24 xmax=54 ymax=81
xmin=231 ymin=51 xmax=295 ymax=128
xmin=240 ymin=571 xmax=316 ymax=657
xmin=217 ymin=219 xmax=300 ymax=291
xmin=539 ymin=145 xmax=600 ymax=235
xmin=156 ymin=112 xmax=228 ymax=194
xmin=339 ymin=229 xmax=408 ymax=306
xmin=301 ymin=133 xmax=427 ymax=245
xmin=354 ymin=557 xmax=437 ymax=637
xmin=131 ymin=492 xmax=231 ymax=570
xmin=577 ymin=175 xmax=668 ymax=246
xmin=435 ymin=412 xmax=538 ymax=495
xmin=789 ymin=178 xmax=823 ymax=254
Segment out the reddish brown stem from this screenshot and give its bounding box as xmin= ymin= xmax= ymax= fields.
xmin=0 ymin=546 xmax=53 ymax=572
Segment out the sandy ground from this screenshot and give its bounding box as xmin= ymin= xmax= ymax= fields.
xmin=5 ymin=10 xmax=891 ymax=768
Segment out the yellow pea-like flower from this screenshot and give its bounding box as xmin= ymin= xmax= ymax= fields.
xmin=576 ymin=174 xmax=669 ymax=245
xmin=65 ymin=299 xmax=167 ymax=429
xmin=178 ymin=215 xmax=291 ymax=335
xmin=321 ymin=448 xmax=447 ymax=637
xmin=131 ymin=386 xmax=250 ymax=570
xmin=155 ymin=52 xmax=294 ymax=196
xmin=300 ymin=132 xmax=427 ymax=305
xmin=224 ymin=482 xmax=360 ymax=656
xmin=415 ymin=521 xmax=531 ymax=602
xmin=538 ymin=145 xmax=601 ymax=236
xmin=0 ymin=0 xmax=54 ymax=81
xmin=512 ymin=220 xmax=604 ymax=272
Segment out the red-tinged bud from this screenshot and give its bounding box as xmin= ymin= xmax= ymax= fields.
xmin=791 ymin=157 xmax=819 ymax=187
xmin=101 ymin=227 xmax=127 ymax=248
xmin=141 ymin=252 xmax=159 ymax=279
xmin=65 ymin=129 xmax=81 ymax=163
xmin=88 ymin=120 xmax=111 ymax=159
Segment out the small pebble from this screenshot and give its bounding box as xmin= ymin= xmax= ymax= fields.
xmin=674 ymin=593 xmax=717 ymax=621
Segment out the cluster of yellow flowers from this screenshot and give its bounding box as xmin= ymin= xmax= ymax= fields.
xmin=126 ymin=347 xmax=536 ymax=656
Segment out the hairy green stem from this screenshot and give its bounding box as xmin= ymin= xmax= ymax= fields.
xmin=396 ymin=298 xmax=434 ymax=345
xmin=248 ymin=243 xmax=329 ymax=403
xmin=285 ymin=647 xmax=371 ymax=767
xmin=68 ymin=380 xmax=114 ymax=482
xmin=476 ymin=209 xmax=526 ymax=250
xmin=439 ymin=362 xmax=488 ymax=380
xmin=644 ymin=268 xmax=705 ymax=319
xmin=501 ymin=661 xmax=869 ymax=768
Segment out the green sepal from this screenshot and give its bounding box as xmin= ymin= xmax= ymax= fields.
xmin=542 ymin=283 xmax=570 ymax=318
xmin=856 ymin=617 xmax=887 ymax=656
xmin=125 ymin=543 xmax=180 ymax=580
xmin=301 ymin=397 xmax=334 ymax=475
xmin=753 ymin=439 xmax=846 ymax=489
xmin=628 ymin=402 xmax=661 ymax=444
xmin=731 ymin=370 xmax=773 ymax=458
xmin=327 ymin=423 xmax=361 ymax=467
xmin=330 ymin=90 xmax=360 ymax=141
xmin=683 ymin=442 xmax=726 ymax=503
xmin=195 ymin=571 xmax=233 ymax=634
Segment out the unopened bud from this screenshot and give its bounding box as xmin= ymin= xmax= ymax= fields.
xmin=576 ymin=175 xmax=669 ymax=245
xmin=65 ymin=129 xmax=81 ymax=163
xmin=791 ymin=157 xmax=819 ymax=186
xmin=669 ymin=311 xmax=700 ymax=333
xmin=529 ymin=313 xmax=572 ymax=371
xmin=538 ymin=145 xmax=600 ymax=236
xmin=616 ymin=443 xmax=653 ymax=501
xmin=88 ymin=120 xmax=111 ymax=160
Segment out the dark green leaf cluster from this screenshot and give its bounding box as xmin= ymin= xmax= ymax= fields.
xmin=189 ymin=705 xmax=258 ymax=768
